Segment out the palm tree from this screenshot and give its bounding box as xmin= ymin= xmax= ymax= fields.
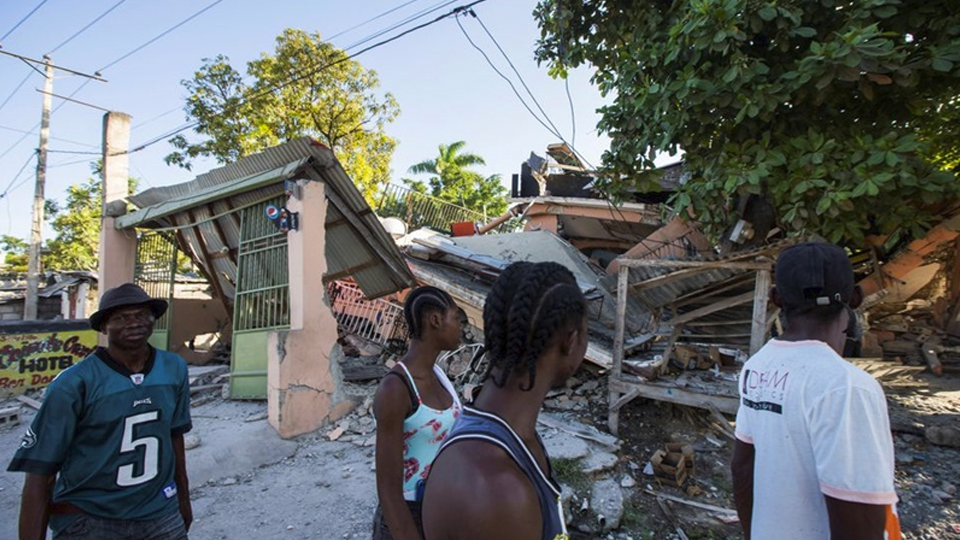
xmin=405 ymin=141 xmax=506 ymax=217
xmin=408 ymin=141 xmax=486 ymax=178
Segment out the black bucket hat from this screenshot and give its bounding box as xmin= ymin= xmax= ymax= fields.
xmin=90 ymin=283 xmax=168 ymax=331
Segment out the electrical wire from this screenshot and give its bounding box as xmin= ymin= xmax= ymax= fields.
xmin=457 ymin=10 xmax=595 ymax=171
xmin=0 ymin=71 xmax=34 ymax=114
xmin=469 ymin=12 xmax=565 ymax=143
xmin=0 ymin=150 xmax=38 ymax=200
xmin=564 ymin=76 xmax=576 ymax=149
xmin=0 ymin=124 xmax=99 ymax=149
xmin=99 ymin=0 xmax=226 ymax=72
xmin=0 ymin=0 xmax=226 ymax=162
xmin=327 ymin=0 xmax=425 ymax=42
xmin=454 ymin=17 xmax=563 ymax=142
xmin=1 ymin=0 xmax=50 ymax=41
xmin=124 ymin=0 xmax=488 ymax=155
xmin=344 ymin=0 xmax=460 ymax=51
xmin=47 ymin=0 xmax=130 ymax=55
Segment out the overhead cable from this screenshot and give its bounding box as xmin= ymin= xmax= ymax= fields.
xmin=1 ymin=0 xmax=50 ymax=41
xmin=47 ymin=0 xmax=130 ymax=54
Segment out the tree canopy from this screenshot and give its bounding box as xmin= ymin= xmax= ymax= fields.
xmin=166 ymin=28 xmax=400 ymax=204
xmin=405 ymin=141 xmax=508 ymax=216
xmin=535 ymin=0 xmax=960 ymax=243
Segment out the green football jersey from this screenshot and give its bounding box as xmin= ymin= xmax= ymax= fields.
xmin=8 ymin=347 xmax=192 ymax=526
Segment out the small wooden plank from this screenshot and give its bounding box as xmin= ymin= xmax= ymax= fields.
xmin=618 ymin=259 xmax=772 ymax=271
xmin=623 ymin=332 xmax=657 ymax=354
xmin=17 ymin=395 xmax=42 ymax=410
xmin=189 ymin=384 xmax=223 ymax=395
xmin=750 ymin=269 xmax=771 ymax=356
xmin=609 ymin=378 xmax=740 ymax=415
xmin=609 ymin=265 xmax=629 ymax=435
xmin=646 ymin=489 xmax=738 ymax=518
xmin=670 ymin=291 xmax=755 ymax=326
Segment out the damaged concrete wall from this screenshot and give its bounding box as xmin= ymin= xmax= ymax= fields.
xmin=268 ymin=179 xmax=354 ymax=439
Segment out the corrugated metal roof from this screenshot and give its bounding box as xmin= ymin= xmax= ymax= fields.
xmin=117 ymin=138 xmax=415 ymax=303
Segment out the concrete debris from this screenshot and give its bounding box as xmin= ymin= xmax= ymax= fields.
xmin=184 ymin=433 xmax=202 ymax=451
xmin=590 ymin=478 xmax=624 ymax=533
xmin=582 ymin=451 xmax=619 ymax=474
xmin=541 ymin=430 xmax=590 ymax=461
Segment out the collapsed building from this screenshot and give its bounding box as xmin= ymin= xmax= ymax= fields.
xmin=85 ymin=121 xmax=960 ymax=439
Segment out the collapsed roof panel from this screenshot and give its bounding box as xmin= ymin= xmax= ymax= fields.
xmin=117 ymin=138 xmax=415 ymax=304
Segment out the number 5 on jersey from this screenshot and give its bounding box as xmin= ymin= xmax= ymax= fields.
xmin=117 ymin=411 xmax=159 ymax=487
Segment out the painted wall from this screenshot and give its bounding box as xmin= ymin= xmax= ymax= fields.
xmin=166 ymin=297 xmax=232 ymax=364
xmin=0 ymin=320 xmax=97 ymax=397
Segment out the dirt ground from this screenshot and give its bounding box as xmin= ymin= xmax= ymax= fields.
xmin=1 ymin=367 xmax=958 ymax=540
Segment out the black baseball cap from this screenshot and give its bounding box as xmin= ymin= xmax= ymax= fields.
xmin=775 ymin=242 xmax=855 ymax=311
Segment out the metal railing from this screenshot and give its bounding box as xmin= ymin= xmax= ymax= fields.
xmin=327 ymin=280 xmax=406 ymax=352
xmin=135 ymin=231 xmax=177 ymax=332
xmin=377 ymin=183 xmax=488 ymax=234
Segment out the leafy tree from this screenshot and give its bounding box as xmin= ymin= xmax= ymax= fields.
xmin=166 ymin=28 xmax=400 ymax=205
xmin=535 ymin=0 xmax=960 ymax=243
xmin=44 ymin=178 xmax=104 ymax=271
xmin=1 ymin=235 xmax=28 ymax=274
xmin=405 ymin=141 xmax=508 ymax=216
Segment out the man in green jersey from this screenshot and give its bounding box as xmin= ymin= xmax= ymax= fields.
xmin=8 ymin=283 xmax=193 ymax=540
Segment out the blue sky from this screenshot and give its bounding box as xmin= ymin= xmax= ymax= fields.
xmin=0 ymin=0 xmax=627 ymax=245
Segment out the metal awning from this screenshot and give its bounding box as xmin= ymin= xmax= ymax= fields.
xmin=117 ymin=137 xmax=415 ymax=303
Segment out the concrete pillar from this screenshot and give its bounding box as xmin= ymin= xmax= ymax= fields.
xmin=268 ymin=179 xmax=354 ymax=439
xmin=98 ymin=112 xmax=136 ymax=296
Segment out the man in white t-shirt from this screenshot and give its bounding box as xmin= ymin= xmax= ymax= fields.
xmin=733 ymin=242 xmax=901 ymax=540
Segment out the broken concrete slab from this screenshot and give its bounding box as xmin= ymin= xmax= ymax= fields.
xmin=541 ymin=430 xmax=590 ymax=461
xmin=582 ymin=450 xmax=619 ymax=474
xmin=591 ymin=478 xmax=624 ymax=532
xmin=186 ymin=420 xmax=298 ymax=486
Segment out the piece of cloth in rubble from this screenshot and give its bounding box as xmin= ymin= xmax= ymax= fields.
xmin=735 ymin=339 xmax=901 ymax=539
xmin=394 ymin=362 xmax=461 ymax=501
xmin=433 ymin=405 xmax=569 ymax=540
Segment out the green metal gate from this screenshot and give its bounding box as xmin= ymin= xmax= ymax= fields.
xmin=134 ymin=231 xmax=178 ymax=350
xmin=230 ymin=197 xmax=290 ymax=398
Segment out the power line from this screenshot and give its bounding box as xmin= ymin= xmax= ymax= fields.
xmin=0 ymin=71 xmax=34 ymax=114
xmin=344 ymin=0 xmax=460 ymax=51
xmin=1 ymin=0 xmax=50 ymax=41
xmin=456 ymin=10 xmax=595 ymax=170
xmin=564 ymin=77 xmax=576 ymax=148
xmin=469 ymin=12 xmax=564 ymax=144
xmin=0 ymin=124 xmax=98 ymax=148
xmin=124 ymin=0 xmax=488 ymax=155
xmin=0 ymin=150 xmax=38 ymax=199
xmin=99 ymin=0 xmax=226 ymax=72
xmin=48 ymin=0 xmax=130 ymax=54
xmin=328 ymin=0 xmax=425 ymax=42
xmin=0 ymin=0 xmax=226 ymax=162
xmin=454 ymin=16 xmax=562 ymax=141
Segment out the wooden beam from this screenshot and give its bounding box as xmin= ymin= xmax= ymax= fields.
xmin=630 ymin=266 xmax=714 ymax=292
xmin=750 ymin=269 xmax=771 ymax=355
xmin=669 ymin=291 xmax=755 ymax=326
xmin=609 ymin=377 xmax=739 ymax=414
xmin=673 ymin=275 xmax=755 ymax=308
xmin=181 ymin=212 xmax=229 ymax=309
xmin=609 ymin=265 xmax=629 ymax=435
xmin=617 ymin=259 xmax=772 ymax=271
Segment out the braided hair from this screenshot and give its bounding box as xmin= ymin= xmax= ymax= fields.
xmin=483 ymin=262 xmax=587 ymax=390
xmin=404 ymin=286 xmax=456 ymax=340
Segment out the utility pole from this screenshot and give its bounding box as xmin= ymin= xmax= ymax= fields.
xmin=0 ymin=47 xmax=106 ymax=320
xmin=24 ymin=57 xmax=53 ymax=320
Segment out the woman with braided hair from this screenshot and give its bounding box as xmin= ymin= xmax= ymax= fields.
xmin=422 ymin=262 xmax=588 ymax=540
xmin=372 ymin=286 xmax=465 ymax=540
